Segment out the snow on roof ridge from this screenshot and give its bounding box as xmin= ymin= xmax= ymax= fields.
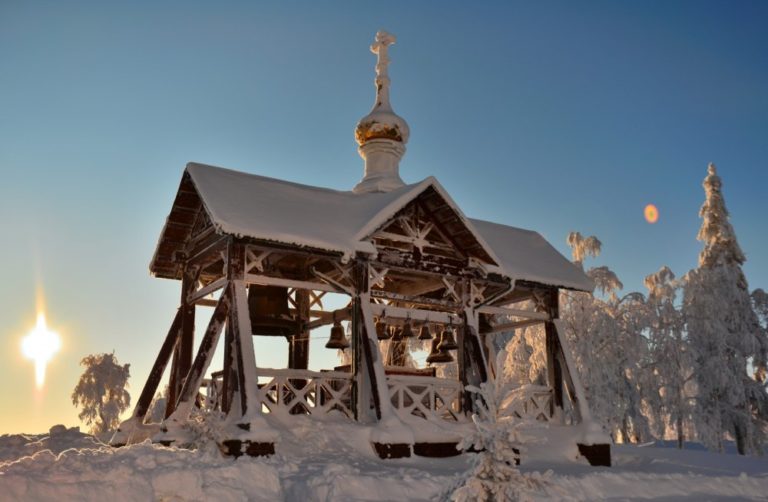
xmin=187 ymin=161 xmax=377 ymax=196
xmin=176 ymin=162 xmax=590 ymax=291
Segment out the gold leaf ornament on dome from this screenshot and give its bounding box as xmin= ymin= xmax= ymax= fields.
xmin=355 ymin=120 xmax=404 ymax=144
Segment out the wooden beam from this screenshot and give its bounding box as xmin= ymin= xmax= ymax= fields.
xmin=483 ymin=318 xmax=544 ymax=335
xmin=305 ymin=307 xmax=352 ymax=330
xmin=187 ymin=277 xmax=228 ymax=304
xmin=132 ymin=309 xmax=182 ymax=421
xmin=289 ymin=290 xmax=310 ymax=371
xmin=355 ymin=262 xmax=383 ymax=421
xmin=244 ymin=273 xmax=340 ymax=294
xmin=370 ymin=289 xmax=460 ymax=309
xmin=544 ymin=289 xmax=564 ymax=416
xmin=170 ymin=284 xmax=231 ymax=419
xmin=369 ymin=303 xmax=460 ymax=325
xmin=476 ymin=305 xmax=549 ymax=320
xmin=227 ymin=241 xmax=261 ymax=419
xmin=176 ymin=267 xmax=197 ymax=412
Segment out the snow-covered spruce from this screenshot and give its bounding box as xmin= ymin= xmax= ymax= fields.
xmin=683 ymin=163 xmax=768 ymax=455
xmin=447 ymin=351 xmax=555 ymax=501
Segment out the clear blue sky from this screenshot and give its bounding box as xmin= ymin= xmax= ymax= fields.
xmin=1 ymin=0 xmax=766 ymax=432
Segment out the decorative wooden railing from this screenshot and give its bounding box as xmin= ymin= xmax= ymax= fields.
xmin=503 ymin=384 xmax=553 ymax=422
xmin=253 ymin=368 xmax=354 ymax=418
xmin=386 ymin=375 xmax=465 ymax=423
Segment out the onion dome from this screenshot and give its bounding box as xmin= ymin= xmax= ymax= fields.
xmin=353 ymin=31 xmax=410 ymax=194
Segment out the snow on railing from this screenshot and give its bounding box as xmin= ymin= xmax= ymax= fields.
xmin=502 ymin=384 xmax=553 ymax=422
xmin=386 ymin=374 xmax=465 ymax=423
xmin=253 ymin=368 xmax=354 ymax=418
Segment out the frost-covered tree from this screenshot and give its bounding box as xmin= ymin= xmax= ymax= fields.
xmin=71 ymin=352 xmax=131 ymax=435
xmin=644 ymin=266 xmax=694 ymax=448
xmin=683 ymin=163 xmax=768 ymax=454
xmin=448 ymin=351 xmax=553 ymax=502
xmin=560 ymin=232 xmax=652 ymax=442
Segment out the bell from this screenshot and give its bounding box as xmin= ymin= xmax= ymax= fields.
xmin=401 ymin=321 xmax=415 ymax=339
xmin=437 ymin=326 xmax=459 ymax=351
xmin=426 ymin=337 xmax=453 ymax=364
xmin=376 ymin=318 xmax=391 ymax=340
xmin=391 ymin=326 xmax=403 ymax=341
xmin=248 ymin=285 xmax=295 ymax=336
xmin=418 ymin=323 xmax=432 ymax=340
xmin=325 ymin=321 xmax=349 ymax=350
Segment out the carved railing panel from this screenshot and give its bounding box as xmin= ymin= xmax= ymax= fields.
xmin=503 ymin=384 xmax=553 ymax=422
xmin=253 ymin=368 xmax=354 ymax=418
xmin=387 ymin=375 xmax=465 ymax=423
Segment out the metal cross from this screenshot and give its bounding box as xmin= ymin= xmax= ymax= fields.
xmin=370 ymin=31 xmax=396 ymax=80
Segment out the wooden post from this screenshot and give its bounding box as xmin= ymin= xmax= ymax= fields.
xmin=178 ymin=266 xmax=196 ymax=392
xmin=166 ymin=266 xmax=197 ymax=417
xmin=226 ymin=240 xmax=261 ymax=419
xmin=132 ymin=309 xmax=182 ymax=421
xmin=221 ymin=319 xmax=236 ymax=413
xmin=289 ymin=291 xmax=311 ymax=369
xmin=544 ymin=288 xmax=564 ymax=417
xmin=460 ymin=309 xmax=488 ymax=413
xmin=169 ymin=285 xmax=231 ymax=420
xmin=353 ymin=260 xmax=382 ymax=421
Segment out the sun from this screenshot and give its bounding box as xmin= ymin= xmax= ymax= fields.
xmin=21 ymin=312 xmax=61 ymax=389
xmin=644 ymin=204 xmax=659 ymax=224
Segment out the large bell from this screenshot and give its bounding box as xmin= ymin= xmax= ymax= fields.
xmin=325 ymin=321 xmax=350 ymax=350
xmin=417 ymin=323 xmax=432 ymax=340
xmin=437 ymin=326 xmax=459 ymax=351
xmin=248 ymin=284 xmax=296 ymax=336
xmin=401 ymin=321 xmax=415 ymax=339
xmin=426 ymin=337 xmax=453 ymax=364
xmin=376 ymin=318 xmax=392 ymax=340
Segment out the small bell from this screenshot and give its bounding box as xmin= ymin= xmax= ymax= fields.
xmin=437 ymin=326 xmax=459 ymax=351
xmin=376 ymin=318 xmax=391 ymax=340
xmin=417 ymin=323 xmax=432 ymax=340
xmin=401 ymin=321 xmax=415 ymax=339
xmin=426 ymin=337 xmax=453 ymax=364
xmin=326 ymin=321 xmax=349 ymax=350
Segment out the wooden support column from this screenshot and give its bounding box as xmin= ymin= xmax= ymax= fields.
xmin=166 ymin=266 xmax=197 ymax=418
xmin=544 ymin=288 xmax=564 ymax=417
xmin=460 ymin=310 xmax=489 ymax=414
xmin=169 ymin=285 xmax=231 ymax=420
xmin=353 ymin=260 xmax=382 ymax=422
xmin=289 ymin=290 xmax=310 ymax=371
xmin=221 ymin=319 xmax=236 ymax=413
xmin=225 ymin=240 xmax=261 ymax=421
xmin=458 ymin=280 xmax=489 ymax=414
xmin=132 ymin=309 xmax=182 ymax=421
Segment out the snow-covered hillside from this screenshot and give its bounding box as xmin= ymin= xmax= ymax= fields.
xmin=1 ymin=424 xmax=767 ymax=501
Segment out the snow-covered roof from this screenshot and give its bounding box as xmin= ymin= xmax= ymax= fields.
xmin=470 ymin=219 xmax=594 ymax=292
xmin=151 ymin=163 xmax=591 ymax=292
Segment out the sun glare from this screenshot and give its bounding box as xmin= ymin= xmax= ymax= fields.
xmin=644 ymin=203 xmax=659 ymax=224
xmin=21 ymin=313 xmax=61 ymax=389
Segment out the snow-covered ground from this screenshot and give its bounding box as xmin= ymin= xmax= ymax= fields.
xmin=1 ymin=423 xmax=767 ymax=501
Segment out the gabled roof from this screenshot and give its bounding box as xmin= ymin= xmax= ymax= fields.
xmin=150 ymin=163 xmax=592 ymax=292
xmin=470 ymin=219 xmax=594 ymax=292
